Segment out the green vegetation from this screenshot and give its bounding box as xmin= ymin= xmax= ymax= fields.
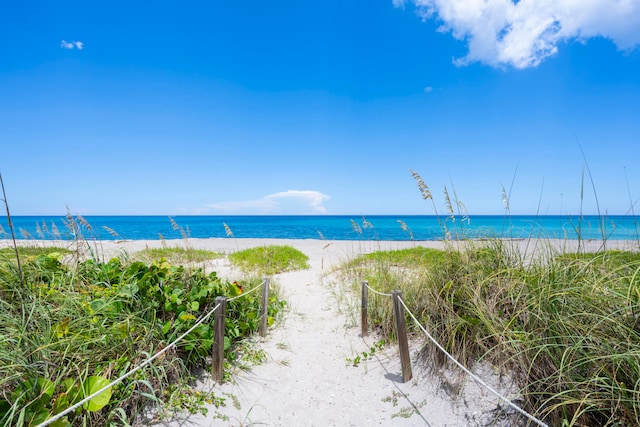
xmin=346 ymin=339 xmax=386 ymax=367
xmin=229 ymin=245 xmax=310 ymax=275
xmin=0 ymin=245 xmax=286 ymax=426
xmin=133 ymin=247 xmax=222 ymax=265
xmin=340 ymin=244 xmax=640 ymax=426
xmin=0 ymin=245 xmax=72 ymax=259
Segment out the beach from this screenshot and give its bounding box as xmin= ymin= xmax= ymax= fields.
xmin=2 ymin=238 xmax=637 ymax=426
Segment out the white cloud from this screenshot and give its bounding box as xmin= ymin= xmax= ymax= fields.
xmin=197 ymin=190 xmax=331 ymax=214
xmin=396 ymin=0 xmax=640 ymax=68
xmin=60 ymin=40 xmax=84 ymax=50
xmin=424 ymin=86 xmax=433 ymax=93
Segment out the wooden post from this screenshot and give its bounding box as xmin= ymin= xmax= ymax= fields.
xmin=361 ymin=281 xmax=369 ymax=337
xmin=212 ymin=296 xmax=227 ymax=384
xmin=392 ymin=290 xmax=412 ymax=382
xmin=259 ymin=278 xmax=270 ymax=337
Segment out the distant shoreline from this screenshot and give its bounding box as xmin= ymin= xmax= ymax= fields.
xmin=2 ymin=214 xmax=640 ymax=241
xmin=1 ymin=238 xmax=638 ymax=261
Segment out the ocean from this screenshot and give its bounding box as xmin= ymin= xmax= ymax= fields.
xmin=1 ymin=215 xmax=639 ymax=241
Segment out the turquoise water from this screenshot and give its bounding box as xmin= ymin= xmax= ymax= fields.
xmin=1 ymin=215 xmax=639 ymax=241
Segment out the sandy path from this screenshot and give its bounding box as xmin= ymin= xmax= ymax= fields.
xmin=137 ymin=239 xmax=528 ymax=426
xmin=201 ymin=242 xmax=434 ymax=426
xmin=158 ymin=239 xmax=439 ymax=426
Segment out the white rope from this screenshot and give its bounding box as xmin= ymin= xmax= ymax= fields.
xmin=365 ymin=282 xmax=393 ymax=297
xmin=397 ymin=296 xmax=548 ymax=427
xmin=37 ymin=301 xmax=222 ymax=427
xmin=40 ymin=279 xmax=270 ymax=426
xmin=228 ymin=278 xmax=267 ymax=302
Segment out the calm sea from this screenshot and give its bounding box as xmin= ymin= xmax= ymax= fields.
xmin=1 ymin=215 xmax=639 ymax=241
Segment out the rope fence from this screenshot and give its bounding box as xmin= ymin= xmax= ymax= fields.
xmin=364 ymin=280 xmax=393 ymax=297
xmin=37 ymin=278 xmax=271 ymax=427
xmin=361 ymin=281 xmax=548 ymax=427
xmin=38 ymin=275 xmax=548 ymax=426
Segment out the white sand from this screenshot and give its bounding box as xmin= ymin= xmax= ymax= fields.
xmin=2 ymin=238 xmax=637 ymax=426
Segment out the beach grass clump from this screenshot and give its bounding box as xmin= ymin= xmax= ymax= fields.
xmin=0 ymin=245 xmax=286 ymax=425
xmin=133 ymin=247 xmax=222 ymax=264
xmin=229 ymin=245 xmax=310 ymax=275
xmin=341 ymin=243 xmax=640 ymax=426
xmin=0 ymin=245 xmax=72 ymax=260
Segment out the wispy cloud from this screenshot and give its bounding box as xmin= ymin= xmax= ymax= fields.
xmin=423 ymin=86 xmax=433 ymax=93
xmin=192 ymin=190 xmax=331 ymax=214
xmin=60 ymin=40 xmax=84 ymax=50
xmin=395 ymin=0 xmax=640 ymax=68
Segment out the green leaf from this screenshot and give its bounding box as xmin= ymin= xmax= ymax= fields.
xmin=190 ymin=301 xmax=200 ymax=311
xmin=21 ymin=377 xmax=55 ymax=405
xmin=82 ymin=376 xmax=112 ymax=412
xmin=50 ymin=417 xmax=72 ymax=427
xmin=0 ymin=400 xmax=10 ymax=414
xmin=51 ymin=393 xmax=70 ymax=415
xmin=26 ymin=408 xmax=50 ymax=425
xmin=179 ymin=313 xmax=196 ymax=322
xmin=162 ymin=320 xmax=172 ymax=335
xmin=118 ymin=283 xmax=139 ymax=298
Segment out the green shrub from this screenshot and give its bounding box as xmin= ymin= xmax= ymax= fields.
xmin=229 ymin=245 xmax=309 ymax=275
xmin=0 ymin=252 xmax=285 ymax=426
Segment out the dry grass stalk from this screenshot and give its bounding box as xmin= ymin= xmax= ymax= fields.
xmin=409 ymin=168 xmax=433 ymax=200
xmin=102 ymin=226 xmax=120 ymax=239
xmin=397 ymin=219 xmax=414 ymax=240
xmin=223 ymin=223 xmax=234 ymax=237
xmin=51 ymin=221 xmax=61 ymax=239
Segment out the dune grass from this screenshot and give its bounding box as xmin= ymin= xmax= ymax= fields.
xmin=339 ymin=242 xmax=640 ymax=426
xmin=0 ymin=246 xmax=72 ymax=259
xmin=228 ymin=245 xmax=310 ymax=275
xmin=133 ymin=247 xmax=222 ymax=265
xmin=0 ymin=237 xmax=286 ymax=426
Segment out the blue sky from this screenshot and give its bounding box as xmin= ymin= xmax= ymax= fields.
xmin=1 ymin=0 xmax=639 ymax=216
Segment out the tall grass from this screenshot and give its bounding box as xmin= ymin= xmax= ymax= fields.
xmin=337 ymin=168 xmax=640 ymax=425
xmin=340 ymin=237 xmax=640 ymax=425
xmin=0 ymin=218 xmax=287 ymax=426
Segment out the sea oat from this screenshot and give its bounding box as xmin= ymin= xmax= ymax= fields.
xmin=20 ymin=228 xmax=32 ymax=239
xmin=102 ymin=226 xmax=120 ymax=239
xmin=169 ymin=217 xmax=188 ymax=239
xmin=409 ymin=169 xmax=432 ymax=200
xmin=35 ymin=222 xmax=44 ymax=239
xmin=443 ymin=186 xmax=454 ymax=220
xmin=501 ymin=185 xmax=510 ymax=213
xmin=51 ymin=221 xmax=61 ymax=239
xmin=458 ymin=200 xmax=470 ymax=224
xmin=77 ymin=214 xmax=92 ymax=231
xmin=397 ymin=220 xmax=414 ymax=240
xmin=223 ymin=223 xmax=234 ymax=237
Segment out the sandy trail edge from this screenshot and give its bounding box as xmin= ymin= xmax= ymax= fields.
xmin=2 ymin=238 xmax=637 ymax=426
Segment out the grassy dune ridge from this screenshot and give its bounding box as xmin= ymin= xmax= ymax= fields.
xmin=339 ymin=242 xmax=640 ymax=426
xmin=0 ymin=242 xmax=297 ymax=426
